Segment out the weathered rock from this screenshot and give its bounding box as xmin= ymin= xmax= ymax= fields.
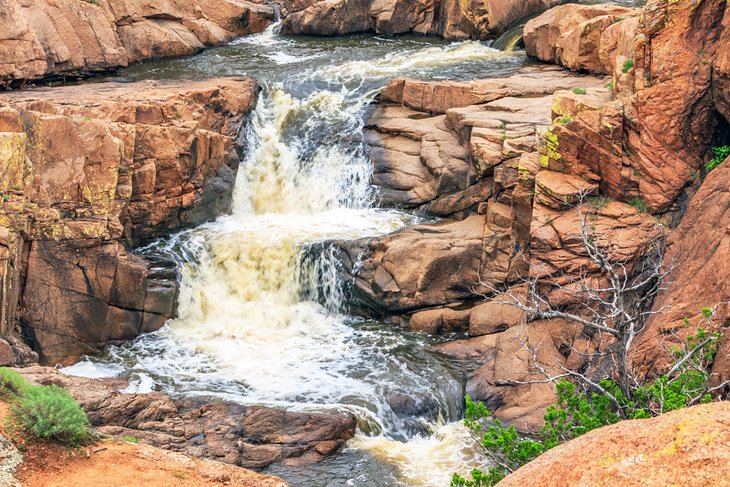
xmin=0 ymin=334 xmax=38 ymax=367
xmin=0 ymin=0 xmax=273 ymax=86
xmin=500 ymin=402 xmax=730 ymax=487
xmin=524 ymin=4 xmax=639 ymax=74
xmin=528 ymin=0 xmax=728 ymax=212
xmin=336 ymin=214 xmax=519 ymax=314
xmin=468 ymin=294 xmax=526 ymax=337
xmin=633 ymin=158 xmax=730 ymax=382
xmin=20 ymin=240 xmax=177 ymax=365
xmin=0 ymin=78 xmax=258 ymax=364
xmin=530 ymin=198 xmax=666 ymax=286
xmin=17 ymin=366 xmax=357 ymax=470
xmin=368 ymin=67 xmax=603 ymax=217
xmin=277 ymin=0 xmax=565 ymax=40
xmin=407 ymin=304 xmax=472 ymax=334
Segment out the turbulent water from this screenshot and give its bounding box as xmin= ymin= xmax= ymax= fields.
xmin=64 ymin=27 xmax=528 ymax=486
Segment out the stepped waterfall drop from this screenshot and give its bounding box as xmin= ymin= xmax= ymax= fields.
xmin=64 ymin=31 xmax=526 ymax=486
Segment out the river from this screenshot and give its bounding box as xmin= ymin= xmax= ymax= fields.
xmin=64 ymin=25 xmax=540 ymax=487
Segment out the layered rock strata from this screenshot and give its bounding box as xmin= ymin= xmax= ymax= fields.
xmin=0 ymin=77 xmax=258 ymax=364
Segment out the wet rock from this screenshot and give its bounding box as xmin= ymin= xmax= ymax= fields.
xmin=0 ymin=335 xmax=38 ymax=367
xmin=500 ymin=402 xmax=730 ymax=486
xmin=0 ymin=78 xmax=258 ymax=364
xmin=387 ymin=392 xmax=440 ymax=419
xmin=336 ymin=214 xmax=518 ymax=314
xmin=0 ymin=0 xmax=274 ymax=86
xmin=20 ymin=240 xmax=177 ymax=365
xmin=16 ymin=366 xmax=357 ymax=470
xmin=277 ymin=0 xmax=565 ymax=40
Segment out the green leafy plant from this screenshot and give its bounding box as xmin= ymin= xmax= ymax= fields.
xmin=707 ymin=145 xmax=730 ymax=171
xmin=0 ymin=368 xmax=89 ymax=446
xmin=628 ymin=196 xmax=647 ymax=213
xmin=557 ymin=116 xmax=573 ymax=125
xmin=122 ymin=435 xmax=140 ymax=444
xmin=452 ymin=312 xmax=723 ymax=486
xmin=572 ymin=88 xmax=587 ymax=95
xmin=622 ymin=59 xmax=635 ymax=73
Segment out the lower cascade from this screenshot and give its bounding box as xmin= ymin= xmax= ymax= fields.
xmin=63 ymin=33 xmax=521 ymax=486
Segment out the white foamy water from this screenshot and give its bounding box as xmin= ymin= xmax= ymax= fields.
xmin=62 ymin=31 xmax=525 ymax=486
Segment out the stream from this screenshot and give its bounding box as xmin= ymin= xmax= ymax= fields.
xmin=65 ymin=26 xmax=533 ymax=487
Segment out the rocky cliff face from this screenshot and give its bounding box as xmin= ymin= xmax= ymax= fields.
xmin=0 ymin=0 xmax=273 ymax=86
xmin=333 ymin=0 xmax=730 ymax=430
xmin=276 ymin=0 xmax=565 ymax=39
xmin=0 ymin=77 xmax=258 ymax=365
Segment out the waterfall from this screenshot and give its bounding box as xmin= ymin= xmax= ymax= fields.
xmin=63 ymin=34 xmax=524 ymax=486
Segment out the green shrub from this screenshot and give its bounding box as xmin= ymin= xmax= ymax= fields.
xmin=557 ymin=116 xmax=573 ymax=125
xmin=0 ymin=368 xmax=89 ymax=446
xmin=622 ymin=59 xmax=635 ymax=73
xmin=572 ymin=88 xmax=587 ymax=95
xmin=122 ymin=435 xmax=140 ymax=444
xmin=452 ymin=325 xmax=722 ymax=486
xmin=707 ymin=145 xmax=730 ymax=171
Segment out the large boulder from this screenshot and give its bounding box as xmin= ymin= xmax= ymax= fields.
xmin=500 ymin=402 xmax=730 ymax=487
xmin=277 ymin=0 xmax=565 ymax=39
xmin=17 ymin=366 xmax=357 ymax=470
xmin=0 ymin=0 xmax=273 ymax=86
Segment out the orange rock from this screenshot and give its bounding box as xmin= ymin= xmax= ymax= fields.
xmin=524 ymin=4 xmax=639 ymax=74
xmin=278 ymin=0 xmax=564 ymax=40
xmin=0 ymin=0 xmax=273 ymax=86
xmin=500 ymin=402 xmax=730 ymax=487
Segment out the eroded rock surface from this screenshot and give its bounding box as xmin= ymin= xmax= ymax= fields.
xmin=277 ymin=0 xmax=565 ymax=39
xmin=17 ymin=366 xmax=356 ymax=470
xmin=0 ymin=78 xmax=258 ymax=364
xmin=0 ymin=0 xmax=273 ymax=86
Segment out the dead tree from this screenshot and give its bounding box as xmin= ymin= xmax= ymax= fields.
xmin=478 ymin=194 xmax=726 ymax=417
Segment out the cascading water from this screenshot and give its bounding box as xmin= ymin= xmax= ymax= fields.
xmin=63 ymin=30 xmax=527 ymax=486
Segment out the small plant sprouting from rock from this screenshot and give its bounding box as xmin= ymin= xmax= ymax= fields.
xmin=628 ymin=196 xmax=647 ymax=213
xmin=588 ymin=195 xmax=609 ymax=209
xmin=572 ymin=88 xmax=587 ymax=95
xmin=0 ymin=368 xmax=89 ymax=447
xmin=622 ymin=59 xmax=635 ymax=73
xmin=557 ymin=116 xmax=573 ymax=125
xmin=452 ymin=317 xmax=724 ymax=486
xmin=706 ymin=145 xmax=730 ymax=171
xmin=122 ymin=435 xmax=140 ymax=444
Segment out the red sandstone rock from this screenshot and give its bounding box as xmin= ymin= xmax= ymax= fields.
xmin=524 ymin=4 xmax=639 ymax=74
xmin=633 ymin=158 xmax=730 ymax=384
xmin=0 ymin=78 xmax=258 ymax=364
xmin=500 ymin=402 xmax=730 ymax=487
xmin=0 ymin=0 xmax=273 ymax=86
xmin=17 ymin=366 xmax=356 ymax=469
xmin=277 ymin=0 xmax=565 ymax=40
